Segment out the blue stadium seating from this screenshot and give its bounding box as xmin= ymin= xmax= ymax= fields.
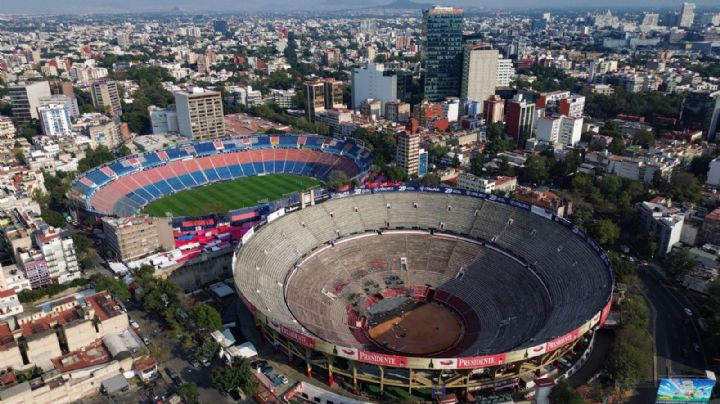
xmin=204 ymin=169 xmax=220 ymax=182
xmin=195 ymin=142 xmax=216 ymax=156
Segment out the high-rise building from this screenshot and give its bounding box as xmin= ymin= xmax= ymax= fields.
xmin=352 ymin=63 xmax=398 ymax=112
xmin=304 ymin=81 xmax=327 ymax=121
xmin=559 ymin=95 xmax=585 ymax=118
xmin=423 ymin=6 xmax=464 ymax=101
xmin=679 ymin=2 xmax=696 ymax=28
xmin=38 ymin=103 xmax=73 ymax=137
xmin=535 ymin=115 xmax=583 ymax=147
xmin=8 ymin=81 xmax=52 ymax=124
xmin=174 ymin=87 xmax=225 ymax=140
xmin=39 ymin=94 xmax=80 ymax=118
xmin=324 ymin=80 xmax=345 ymax=110
xmin=461 ymin=45 xmax=499 ymax=104
xmin=88 ymin=117 xmax=123 ymax=149
xmin=117 ymin=32 xmax=130 ymax=49
xmin=396 ymin=131 xmax=420 ymax=177
xmin=641 ymin=13 xmax=660 ymax=26
xmin=213 ymin=19 xmax=228 ymax=34
xmin=148 ymin=105 xmax=179 ymax=134
xmin=384 ymin=100 xmax=411 ymax=123
xmin=506 ymin=95 xmax=535 ymax=146
xmin=32 ymin=227 xmax=80 ymax=285
xmin=90 ymin=80 xmax=122 ymax=117
xmin=102 ymin=216 xmax=174 ymax=262
xmin=496 ymin=59 xmax=515 ymax=87
xmin=483 ymin=95 xmax=505 ymax=124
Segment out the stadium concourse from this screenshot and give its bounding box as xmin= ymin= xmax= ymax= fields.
xmin=68 ymin=134 xmax=372 ymax=217
xmin=233 ymin=188 xmax=614 ymax=396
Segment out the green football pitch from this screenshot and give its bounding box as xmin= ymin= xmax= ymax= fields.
xmin=141 ymin=174 xmax=321 ymax=217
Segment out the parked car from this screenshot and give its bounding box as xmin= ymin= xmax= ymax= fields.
xmin=143 ymin=337 xmax=151 ymax=346
xmin=277 ymin=374 xmax=289 ymax=384
xmin=190 ymin=359 xmax=200 ymax=368
xmin=260 ymin=366 xmax=273 ymax=375
xmin=200 ymin=357 xmax=211 ymax=367
xmin=130 ymin=320 xmax=140 ymax=329
xmin=684 ymin=308 xmax=693 ymax=317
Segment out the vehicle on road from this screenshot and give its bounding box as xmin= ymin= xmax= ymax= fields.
xmin=277 ymin=374 xmax=288 ymax=384
xmin=165 ymin=368 xmax=183 ymax=386
xmin=261 ymin=366 xmax=273 ymax=375
xmin=190 ymin=359 xmax=200 ymax=368
xmin=251 ymin=360 xmax=267 ymax=370
xmin=684 ymin=308 xmax=693 ymax=317
xmin=694 ymin=343 xmax=701 ymax=352
xmin=130 ymin=320 xmax=140 ymax=329
xmin=200 ymin=357 xmax=211 ymax=367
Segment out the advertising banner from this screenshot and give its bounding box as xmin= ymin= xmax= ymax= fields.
xmin=656 ymin=378 xmax=716 ymax=403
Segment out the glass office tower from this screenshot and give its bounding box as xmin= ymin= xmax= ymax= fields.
xmin=423 ymin=6 xmax=464 ymax=101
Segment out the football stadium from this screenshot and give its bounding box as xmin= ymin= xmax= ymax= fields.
xmin=233 ymin=187 xmax=614 ymax=397
xmin=68 ymin=134 xmax=373 ymax=218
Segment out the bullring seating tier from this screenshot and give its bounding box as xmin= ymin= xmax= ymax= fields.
xmin=234 ymin=192 xmax=613 ymax=357
xmin=68 ymin=135 xmax=372 ymax=216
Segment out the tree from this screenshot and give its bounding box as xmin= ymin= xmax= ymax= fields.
xmin=663 ymin=247 xmax=695 ymax=280
xmin=420 ymin=173 xmax=441 ymax=186
xmin=668 ymin=171 xmax=702 ymax=203
xmin=549 ymin=379 xmax=585 ymax=404
xmin=92 ymin=274 xmax=131 ymax=301
xmin=179 ymin=382 xmax=199 ymax=404
xmin=149 ymin=344 xmax=170 ymax=362
xmin=210 ymin=359 xmax=257 ymax=395
xmin=72 ymin=234 xmax=93 ymax=254
xmin=592 ymin=219 xmax=620 ymax=246
xmin=14 ymin=151 xmax=26 ymax=165
xmin=326 ymin=170 xmax=350 ymax=190
xmin=42 ymin=210 xmax=65 ymax=228
xmin=77 ymin=146 xmax=116 ymax=173
xmin=198 ymin=338 xmax=220 ymax=359
xmin=191 ymin=303 xmax=223 ymax=332
xmin=522 ymin=155 xmax=550 ymax=183
xmin=632 ymin=130 xmax=655 ymax=148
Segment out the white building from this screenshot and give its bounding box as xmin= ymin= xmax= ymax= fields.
xmin=351 ymin=63 xmax=397 ymax=112
xmin=39 ymin=94 xmax=80 ymax=118
xmin=457 ymin=172 xmax=496 ymax=193
xmin=33 ymin=228 xmax=81 ymax=284
xmin=148 ymin=105 xmax=179 ymax=134
xmin=270 ymin=88 xmax=296 ymax=109
xmin=535 ymin=115 xmax=583 ymax=147
xmin=38 ymin=103 xmax=73 ymax=137
xmin=228 ymin=86 xmax=263 ymax=107
xmin=496 ymin=58 xmax=515 ymax=87
xmin=442 ymin=98 xmax=460 ymax=122
xmin=461 ymin=46 xmax=498 ymax=103
xmin=637 ymin=199 xmax=685 ymax=255
xmin=0 ymin=116 xmax=16 ymax=139
xmin=707 ymin=156 xmax=720 ymax=187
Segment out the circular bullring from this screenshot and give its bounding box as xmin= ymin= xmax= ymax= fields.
xmin=234 ymin=190 xmax=614 ymax=382
xmin=68 ymin=134 xmax=372 ymax=217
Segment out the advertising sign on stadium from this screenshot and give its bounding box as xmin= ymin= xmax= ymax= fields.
xmin=280 ymin=325 xmax=316 ymax=348
xmin=656 ymin=378 xmax=716 ymax=403
xmin=545 ymin=329 xmax=580 ymax=352
xmin=336 ymin=346 xmax=359 ymax=360
xmin=358 ymin=351 xmax=408 ymax=367
xmin=600 ymin=300 xmax=612 ymax=326
xmin=456 ymin=353 xmax=507 ymax=369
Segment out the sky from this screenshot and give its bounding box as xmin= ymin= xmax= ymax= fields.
xmin=0 ymin=0 xmax=717 ymax=14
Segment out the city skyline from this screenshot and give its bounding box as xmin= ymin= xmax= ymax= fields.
xmin=1 ymin=0 xmax=720 ymax=14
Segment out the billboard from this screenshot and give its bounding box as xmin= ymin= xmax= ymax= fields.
xmin=656 ymin=378 xmax=716 ymax=403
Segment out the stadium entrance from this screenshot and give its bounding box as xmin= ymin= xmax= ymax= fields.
xmin=366 ymin=299 xmax=463 ymax=356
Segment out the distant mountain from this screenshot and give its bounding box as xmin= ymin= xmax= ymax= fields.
xmin=383 ymin=0 xmax=429 ymax=9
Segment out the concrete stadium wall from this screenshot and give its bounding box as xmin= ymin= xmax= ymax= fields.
xmin=162 ymin=249 xmax=234 ymax=292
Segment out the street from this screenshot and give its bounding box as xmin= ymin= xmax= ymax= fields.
xmin=639 ymin=265 xmax=706 ymax=379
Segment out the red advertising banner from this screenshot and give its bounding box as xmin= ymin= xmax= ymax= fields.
xmin=456 ymin=353 xmax=507 ymax=369
xmin=600 ymin=298 xmax=612 ymax=326
xmin=545 ymin=329 xmax=580 ymax=352
xmin=358 ymin=351 xmax=408 ymax=367
xmin=280 ymin=325 xmax=316 ymax=348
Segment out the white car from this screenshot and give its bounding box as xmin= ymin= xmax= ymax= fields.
xmin=684 ymin=308 xmax=693 ymax=317
xmin=130 ymin=320 xmax=140 ymax=329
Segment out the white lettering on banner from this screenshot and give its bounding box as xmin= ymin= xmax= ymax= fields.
xmin=457 ymin=354 xmax=506 ymax=369
xmin=358 ymin=351 xmax=407 ymax=367
xmin=545 ymin=329 xmax=579 ymax=352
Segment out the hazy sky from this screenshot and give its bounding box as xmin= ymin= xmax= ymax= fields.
xmin=0 ymin=0 xmax=717 ymax=14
